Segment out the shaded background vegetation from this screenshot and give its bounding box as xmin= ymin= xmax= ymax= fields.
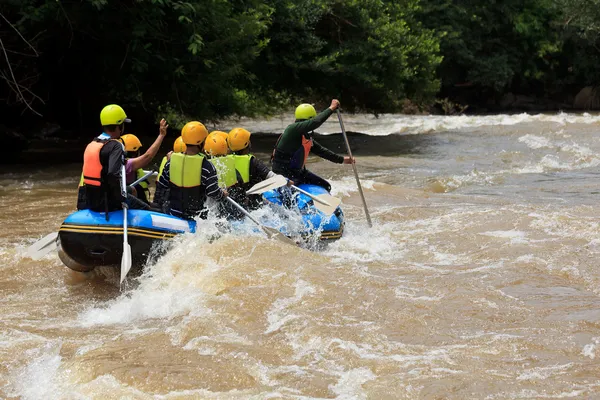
xmin=1 ymin=0 xmax=599 ymax=137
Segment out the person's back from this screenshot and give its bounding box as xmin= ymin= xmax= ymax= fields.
xmin=81 ymin=104 xmax=131 ymax=212
xmin=205 ymin=133 xmax=243 ymax=219
xmin=84 ymin=136 xmax=126 ymax=212
xmin=229 ymin=127 xmax=280 ymax=210
xmin=271 ymin=100 xmax=352 ymax=192
xmin=167 ymin=152 xmax=206 ymax=219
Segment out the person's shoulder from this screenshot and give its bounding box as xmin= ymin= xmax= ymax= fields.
xmin=202 ymin=156 xmax=216 ymax=170
xmin=104 ymin=139 xmax=123 ymax=151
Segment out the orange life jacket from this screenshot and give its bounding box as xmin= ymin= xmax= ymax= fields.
xmin=82 ymin=141 xmax=105 ymax=186
xmin=271 ymin=133 xmax=313 ymax=170
xmin=301 ymin=135 xmax=313 ymax=168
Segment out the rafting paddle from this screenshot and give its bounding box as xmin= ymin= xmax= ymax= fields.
xmin=120 ymin=164 xmax=133 ymax=285
xmin=246 ymin=175 xmax=341 ymax=215
xmin=289 ymin=185 xmax=341 ymax=215
xmin=246 ymin=174 xmax=288 ymax=195
xmin=26 ymin=232 xmax=58 ymax=260
xmin=129 ymin=169 xmax=156 ymax=187
xmin=336 ymin=110 xmax=372 ymax=227
xmin=225 ymin=196 xmax=297 ymax=246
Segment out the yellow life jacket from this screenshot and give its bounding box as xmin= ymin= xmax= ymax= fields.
xmin=136 ymin=168 xmax=149 ymax=190
xmin=233 ymin=154 xmax=253 ymax=184
xmin=209 ymin=154 xmax=238 ymax=188
xmin=170 ymin=152 xmax=203 ymax=187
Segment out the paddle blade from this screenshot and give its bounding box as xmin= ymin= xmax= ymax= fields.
xmin=120 ymin=243 xmax=132 ymax=284
xmin=246 ymin=175 xmax=288 ymax=195
xmin=311 ymin=194 xmax=342 ymax=215
xmin=26 ymin=232 xmax=58 ymax=260
xmin=261 ymin=226 xmax=297 ymax=246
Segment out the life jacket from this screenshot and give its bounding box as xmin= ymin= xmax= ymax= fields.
xmin=233 ymin=154 xmax=253 ymax=184
xmin=271 ymin=133 xmax=313 ymax=170
xmin=157 ymin=156 xmax=168 ymax=181
xmin=132 ymin=168 xmax=150 ymax=203
xmin=168 ymin=152 xmax=205 ymax=219
xmin=209 ymin=154 xmax=238 ymax=188
xmin=82 ymin=140 xmax=106 ymax=186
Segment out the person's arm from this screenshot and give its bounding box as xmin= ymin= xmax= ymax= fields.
xmin=103 ymin=141 xmax=126 ymax=200
xmin=292 ymin=99 xmax=340 ymax=133
xmin=250 ymin=156 xmax=273 ymax=181
xmin=310 ymin=139 xmax=344 ymax=164
xmin=127 ymin=119 xmax=168 ymax=171
xmin=202 ymin=159 xmax=226 ymax=200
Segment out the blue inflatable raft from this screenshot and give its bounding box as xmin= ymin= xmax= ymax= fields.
xmin=58 ymin=184 xmax=344 ymax=272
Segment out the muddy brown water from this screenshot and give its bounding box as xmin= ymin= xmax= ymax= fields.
xmin=2 ymin=113 xmax=600 ymax=399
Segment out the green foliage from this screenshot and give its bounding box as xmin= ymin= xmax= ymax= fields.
xmin=5 ymin=0 xmax=600 ymax=125
xmin=254 ymin=0 xmax=441 ymax=112
xmin=419 ymin=0 xmax=563 ymax=99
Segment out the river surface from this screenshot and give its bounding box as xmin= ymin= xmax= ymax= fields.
xmin=3 ymin=113 xmax=600 ymax=399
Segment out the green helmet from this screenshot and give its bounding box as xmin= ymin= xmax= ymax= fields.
xmin=295 ymin=104 xmax=317 ymax=120
xmin=100 ymin=104 xmax=131 ymax=126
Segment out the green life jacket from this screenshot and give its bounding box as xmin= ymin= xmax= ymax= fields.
xmin=157 ymin=156 xmax=168 ymax=181
xmin=168 ymin=152 xmax=206 ymax=219
xmin=136 ymin=168 xmax=149 ymax=190
xmin=170 ymin=153 xmax=204 ymax=187
xmin=233 ymin=154 xmax=253 ymax=184
xmin=209 ymin=154 xmax=238 ymax=188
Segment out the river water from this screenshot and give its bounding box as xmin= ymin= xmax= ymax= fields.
xmin=2 ymin=112 xmax=600 ymax=399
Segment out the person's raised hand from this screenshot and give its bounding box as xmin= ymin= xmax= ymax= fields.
xmin=159 ymin=118 xmax=168 ymax=136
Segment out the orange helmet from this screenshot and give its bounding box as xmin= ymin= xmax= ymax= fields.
xmin=181 ymin=121 xmax=208 ymax=145
xmin=203 ymin=133 xmax=228 ymax=156
xmin=120 ymin=134 xmax=142 ymax=152
xmin=227 ymin=128 xmax=251 ymax=152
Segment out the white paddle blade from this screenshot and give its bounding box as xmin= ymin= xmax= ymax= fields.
xmin=246 ymin=175 xmax=288 ymax=195
xmin=262 ymin=226 xmax=297 ymax=246
xmin=120 ymin=243 xmax=132 ymax=284
xmin=27 ymin=232 xmax=58 ymax=260
xmin=311 ymin=194 xmax=342 ymax=215
xmin=291 ymin=185 xmax=341 ymax=215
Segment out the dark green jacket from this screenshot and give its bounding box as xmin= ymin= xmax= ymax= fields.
xmin=272 ymin=108 xmax=344 ymax=169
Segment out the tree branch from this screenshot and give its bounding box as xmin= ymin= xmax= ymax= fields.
xmin=0 ymin=38 xmax=42 ymax=116
xmin=0 ymin=12 xmax=39 ymax=57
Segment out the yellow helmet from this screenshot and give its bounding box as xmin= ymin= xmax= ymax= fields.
xmin=204 ymin=133 xmax=228 ymax=156
xmin=210 ymin=130 xmax=229 ymax=142
xmin=120 ymin=134 xmax=142 ymax=152
xmin=228 ymin=128 xmax=251 ymax=152
xmin=295 ymin=104 xmax=317 ymax=120
xmin=181 ymin=121 xmax=208 ymax=145
xmin=100 ymin=104 xmax=130 ymax=126
xmin=173 ymin=136 xmax=187 ymax=153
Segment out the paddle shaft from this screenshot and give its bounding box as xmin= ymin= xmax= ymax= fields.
xmin=291 ymin=185 xmax=331 ymax=207
xmin=336 ymin=110 xmax=372 ymax=227
xmin=129 ymin=170 xmax=155 ymax=188
xmin=120 ymin=163 xmax=132 ymax=285
xmin=225 ymin=196 xmax=262 ymax=227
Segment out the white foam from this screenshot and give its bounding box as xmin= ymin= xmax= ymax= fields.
xmin=232 ymin=112 xmax=600 ymax=136
xmin=8 ymin=342 xmax=63 ymax=400
xmin=329 ymin=367 xmax=376 ymax=400
xmin=479 ymin=230 xmax=528 ymax=244
xmin=265 ymin=280 xmax=316 ymax=334
xmin=582 ymin=337 xmax=600 ymax=359
xmin=519 ymin=134 xmax=552 ymax=149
